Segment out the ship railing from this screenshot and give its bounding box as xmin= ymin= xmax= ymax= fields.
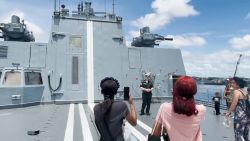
xmin=63 ymin=11 xmax=119 ymax=22
xmin=195 ymin=86 xmax=228 ymax=110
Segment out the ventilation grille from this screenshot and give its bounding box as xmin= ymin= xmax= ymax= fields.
xmin=0 ymin=45 xmax=8 ymax=59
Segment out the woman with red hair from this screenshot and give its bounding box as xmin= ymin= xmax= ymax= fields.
xmin=150 ymin=76 xmax=206 ymax=141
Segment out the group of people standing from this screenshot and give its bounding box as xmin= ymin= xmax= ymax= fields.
xmin=213 ymin=77 xmax=250 ymax=141
xmin=94 ymin=75 xmax=206 ymax=141
xmin=212 ymin=78 xmax=235 ymax=116
xmin=94 ymin=75 xmax=249 ymax=141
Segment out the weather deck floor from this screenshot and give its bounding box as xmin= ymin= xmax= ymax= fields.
xmin=0 ymin=99 xmax=242 ymax=141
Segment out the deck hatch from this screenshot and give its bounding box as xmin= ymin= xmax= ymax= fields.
xmin=0 ymin=45 xmax=8 ymax=59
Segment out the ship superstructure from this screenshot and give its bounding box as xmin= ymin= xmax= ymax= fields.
xmin=0 ymin=1 xmax=185 ymax=107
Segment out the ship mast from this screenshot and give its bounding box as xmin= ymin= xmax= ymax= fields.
xmin=54 ymin=0 xmax=57 ymax=11
xmin=54 ymin=0 xmax=60 ymax=12
xmin=112 ymin=0 xmax=115 ymax=14
xmin=104 ymin=0 xmax=107 ymax=14
xmin=233 ymin=54 xmax=242 ymax=77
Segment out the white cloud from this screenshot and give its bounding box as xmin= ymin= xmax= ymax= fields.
xmin=129 ymin=30 xmax=140 ymax=38
xmin=125 ymin=40 xmax=132 ymax=47
xmin=229 ymin=34 xmax=250 ymax=50
xmin=182 ymin=32 xmax=212 ymax=37
xmin=182 ymin=50 xmax=250 ymax=78
xmin=162 ymin=35 xmax=206 ymax=48
xmin=131 ymin=0 xmax=199 ymax=31
xmin=25 ymin=21 xmax=45 ymax=42
xmin=0 ymin=11 xmax=46 ymax=42
xmin=128 ymin=0 xmax=199 ymax=46
xmin=131 ymin=13 xmax=170 ymax=31
xmin=245 ymin=12 xmax=250 ymax=20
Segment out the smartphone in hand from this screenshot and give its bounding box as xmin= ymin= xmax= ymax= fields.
xmin=124 ymin=87 xmax=130 ymax=101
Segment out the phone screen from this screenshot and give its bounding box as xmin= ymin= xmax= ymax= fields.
xmin=124 ymin=87 xmax=130 ymax=100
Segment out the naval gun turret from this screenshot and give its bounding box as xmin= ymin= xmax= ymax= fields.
xmin=0 ymin=15 xmax=35 ymax=42
xmin=131 ymin=27 xmax=173 ymax=47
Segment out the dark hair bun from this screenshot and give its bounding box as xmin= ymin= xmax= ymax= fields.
xmin=100 ymin=77 xmax=120 ymax=96
xmin=100 ymin=77 xmax=120 ymax=89
xmin=233 ymin=77 xmax=246 ymax=88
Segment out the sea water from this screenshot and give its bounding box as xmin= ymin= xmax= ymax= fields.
xmin=195 ymin=84 xmax=227 ymax=105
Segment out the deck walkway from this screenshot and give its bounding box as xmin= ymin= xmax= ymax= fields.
xmin=0 ymin=99 xmax=242 ymax=141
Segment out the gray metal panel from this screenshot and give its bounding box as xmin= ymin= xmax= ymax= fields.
xmin=44 ymin=19 xmax=88 ymax=101
xmin=30 ymin=44 xmax=47 ymax=68
xmin=93 ymin=21 xmax=124 ymax=100
xmin=0 ymin=88 xmax=23 ymax=105
xmin=119 ymin=47 xmax=186 ymax=98
xmin=23 ymin=86 xmax=44 ymax=103
xmin=68 ymin=35 xmax=85 ymax=53
xmin=128 ymin=48 xmax=141 ymax=69
xmin=0 ymin=42 xmax=32 ymax=67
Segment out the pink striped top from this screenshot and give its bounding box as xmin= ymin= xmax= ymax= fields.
xmin=155 ymin=102 xmax=206 ymax=141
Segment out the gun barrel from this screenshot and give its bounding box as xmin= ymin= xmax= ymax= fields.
xmin=155 ymin=37 xmax=164 ymax=40
xmin=164 ymin=38 xmax=173 ymax=41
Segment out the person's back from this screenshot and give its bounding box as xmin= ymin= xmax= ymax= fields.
xmin=94 ymin=101 xmax=129 ymax=141
xmin=156 ymin=102 xmax=206 ymax=141
xmin=150 ymin=76 xmax=206 ymax=141
xmin=93 ymin=77 xmax=137 ymax=141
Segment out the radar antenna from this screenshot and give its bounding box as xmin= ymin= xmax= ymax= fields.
xmin=233 ymin=54 xmax=242 ymax=77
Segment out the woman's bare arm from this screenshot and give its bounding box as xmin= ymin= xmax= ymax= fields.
xmin=226 ymin=90 xmax=240 ymax=116
xmin=126 ymin=95 xmax=137 ymax=126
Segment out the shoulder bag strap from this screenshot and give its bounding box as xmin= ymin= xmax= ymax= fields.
xmin=238 ymin=89 xmax=248 ymax=98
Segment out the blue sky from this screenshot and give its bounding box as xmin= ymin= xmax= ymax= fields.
xmin=0 ymin=0 xmax=250 ymax=78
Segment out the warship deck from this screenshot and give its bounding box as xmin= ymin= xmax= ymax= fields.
xmin=0 ymin=99 xmax=239 ymax=141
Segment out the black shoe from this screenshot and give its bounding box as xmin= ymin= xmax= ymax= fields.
xmin=146 ymin=113 xmax=151 ymax=116
xmin=140 ymin=112 xmax=145 ymax=116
